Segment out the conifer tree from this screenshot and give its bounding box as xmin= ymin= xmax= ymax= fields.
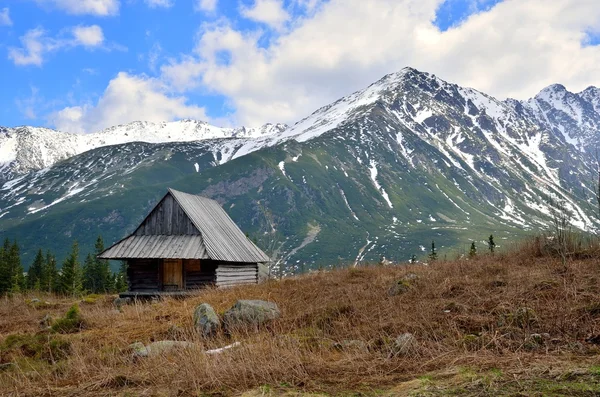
xmin=7 ymin=241 xmax=25 ymax=293
xmin=82 ymin=253 xmax=97 ymax=293
xmin=410 ymin=254 xmax=417 ymax=264
xmin=94 ymin=236 xmax=112 ymax=293
xmin=488 ymin=234 xmax=496 ymax=253
xmin=428 ymin=240 xmax=438 ymax=263
xmin=114 ymin=261 xmax=128 ymax=293
xmin=0 ymin=239 xmax=9 ymax=294
xmin=60 ymin=241 xmax=83 ymax=296
xmin=42 ymin=251 xmax=59 ymax=293
xmin=28 ymin=249 xmax=45 ymax=290
xmin=469 ymin=241 xmax=477 ymax=258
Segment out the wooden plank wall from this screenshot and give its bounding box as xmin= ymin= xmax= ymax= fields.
xmin=128 ymin=259 xmax=160 ymax=291
xmin=185 ymin=259 xmax=217 ymax=289
xmin=215 ymin=263 xmax=258 ymax=287
xmin=135 ymin=194 xmax=200 ymax=236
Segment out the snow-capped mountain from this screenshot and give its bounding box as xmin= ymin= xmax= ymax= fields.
xmin=0 ymin=120 xmax=287 ymax=179
xmin=1 ymin=67 xmax=599 ymax=269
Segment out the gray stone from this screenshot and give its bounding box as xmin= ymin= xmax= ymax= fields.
xmin=130 ymin=341 xmax=195 ymax=358
xmin=128 ymin=342 xmax=149 ymax=358
xmin=193 ymin=303 xmax=221 ymax=337
xmin=40 ymin=314 xmax=52 ymax=328
xmin=223 ymin=300 xmax=280 ymax=331
xmin=333 ymin=339 xmax=369 ymax=352
xmin=392 ymin=333 xmax=419 ymax=356
xmin=113 ymin=297 xmax=132 ymax=309
xmin=30 ymin=298 xmax=40 ymax=303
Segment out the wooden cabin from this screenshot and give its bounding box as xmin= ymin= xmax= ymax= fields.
xmin=98 ymin=188 xmax=269 ymax=297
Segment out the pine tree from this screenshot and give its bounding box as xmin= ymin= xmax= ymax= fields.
xmin=0 ymin=239 xmax=9 ymax=294
xmin=428 ymin=240 xmax=438 ymax=263
xmin=28 ymin=249 xmax=45 ymax=290
xmin=7 ymin=241 xmax=25 ymax=293
xmin=60 ymin=241 xmax=83 ymax=296
xmin=488 ymin=234 xmax=496 ymax=253
xmin=94 ymin=236 xmax=112 ymax=293
xmin=42 ymin=251 xmax=59 ymax=293
xmin=114 ymin=261 xmax=128 ymax=293
xmin=82 ymin=253 xmax=97 ymax=293
xmin=410 ymin=254 xmax=417 ymax=264
xmin=469 ymin=241 xmax=477 ymax=258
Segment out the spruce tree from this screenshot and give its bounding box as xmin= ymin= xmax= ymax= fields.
xmin=469 ymin=241 xmax=477 ymax=258
xmin=94 ymin=236 xmax=112 ymax=293
xmin=82 ymin=253 xmax=97 ymax=293
xmin=114 ymin=261 xmax=128 ymax=293
xmin=42 ymin=251 xmax=59 ymax=293
xmin=28 ymin=249 xmax=45 ymax=290
xmin=7 ymin=241 xmax=25 ymax=293
xmin=428 ymin=240 xmax=438 ymax=263
xmin=60 ymin=241 xmax=83 ymax=296
xmin=410 ymin=254 xmax=417 ymax=264
xmin=0 ymin=239 xmax=9 ymax=294
xmin=488 ymin=234 xmax=496 ymax=253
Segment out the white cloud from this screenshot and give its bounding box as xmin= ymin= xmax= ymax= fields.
xmin=50 ymin=72 xmax=208 ymax=133
xmin=72 ymin=25 xmax=104 ymax=47
xmin=8 ymin=25 xmax=106 ymax=66
xmin=33 ymin=0 xmax=119 ymax=16
xmin=0 ymin=7 xmax=12 ymax=26
xmin=145 ymin=0 xmax=174 ymax=8
xmin=157 ymin=0 xmax=600 ymax=128
xmin=195 ymin=0 xmax=217 ymax=12
xmin=240 ymin=0 xmax=290 ymax=30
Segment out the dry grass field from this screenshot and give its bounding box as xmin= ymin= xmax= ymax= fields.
xmin=2 ymin=237 xmax=600 ymax=396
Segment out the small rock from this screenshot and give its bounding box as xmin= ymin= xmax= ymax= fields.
xmin=129 ymin=341 xmax=195 ymax=358
xmin=392 ymin=333 xmax=419 ymax=356
xmin=388 ymin=280 xmax=411 ymax=296
xmin=403 ymin=273 xmax=418 ymax=281
xmin=113 ymin=297 xmax=132 ymax=309
xmin=223 ymin=300 xmax=280 ymax=332
xmin=193 ymin=303 xmax=220 ymax=337
xmin=30 ymin=298 xmax=40 ymax=303
xmin=40 ymin=314 xmax=52 ymax=328
xmin=333 ymin=339 xmax=369 ymax=352
xmin=514 ymin=307 xmax=538 ymax=328
xmin=128 ymin=342 xmax=148 ymax=358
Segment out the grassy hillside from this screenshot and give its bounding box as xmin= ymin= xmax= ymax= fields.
xmin=1 ymin=237 xmax=600 ymax=396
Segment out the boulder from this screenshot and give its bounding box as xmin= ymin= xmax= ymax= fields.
xmin=223 ymin=300 xmax=280 ymax=331
xmin=193 ymin=303 xmax=220 ymax=337
xmin=392 ymin=333 xmax=419 ymax=356
xmin=333 ymin=339 xmax=369 ymax=352
xmin=113 ymin=297 xmax=132 ymax=309
xmin=129 ymin=341 xmax=195 ymax=358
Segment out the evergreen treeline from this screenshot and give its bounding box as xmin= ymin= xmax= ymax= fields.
xmin=0 ymin=236 xmax=127 ymax=296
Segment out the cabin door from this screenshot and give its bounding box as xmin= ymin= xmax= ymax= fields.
xmin=162 ymin=259 xmax=183 ymax=291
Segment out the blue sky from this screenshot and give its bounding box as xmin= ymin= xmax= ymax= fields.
xmin=1 ymin=0 xmax=599 ymax=132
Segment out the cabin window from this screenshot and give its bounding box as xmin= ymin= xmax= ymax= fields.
xmin=185 ymin=259 xmax=201 ymax=272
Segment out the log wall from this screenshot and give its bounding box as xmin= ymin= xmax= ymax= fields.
xmin=185 ymin=259 xmax=217 ymax=289
xmin=215 ymin=263 xmax=258 ymax=287
xmin=127 ymin=259 xmax=160 ymax=292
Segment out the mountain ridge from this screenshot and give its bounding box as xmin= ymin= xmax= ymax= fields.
xmin=1 ymin=67 xmax=599 ymax=269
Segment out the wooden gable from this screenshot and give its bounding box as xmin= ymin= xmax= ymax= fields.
xmin=134 ymin=193 xmax=200 ymax=236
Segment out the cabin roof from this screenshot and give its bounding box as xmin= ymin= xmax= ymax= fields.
xmin=99 ymin=188 xmax=270 ymax=263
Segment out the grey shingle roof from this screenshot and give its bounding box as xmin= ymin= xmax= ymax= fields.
xmin=98 ymin=188 xmax=270 ymax=263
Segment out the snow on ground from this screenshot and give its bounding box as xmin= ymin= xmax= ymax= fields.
xmin=369 ymin=160 xmax=393 ymax=208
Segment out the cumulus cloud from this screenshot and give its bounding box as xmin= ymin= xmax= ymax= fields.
xmin=145 ymin=0 xmax=174 ymax=8
xmin=33 ymin=0 xmax=119 ymax=16
xmin=195 ymin=0 xmax=217 ymax=12
xmin=72 ymin=25 xmax=104 ymax=47
xmin=155 ymin=0 xmax=600 ymax=127
xmin=8 ymin=25 xmax=106 ymax=66
xmin=50 ymin=72 xmax=208 ymax=133
xmin=0 ymin=7 xmax=12 ymax=26
xmin=240 ymin=0 xmax=290 ymax=30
